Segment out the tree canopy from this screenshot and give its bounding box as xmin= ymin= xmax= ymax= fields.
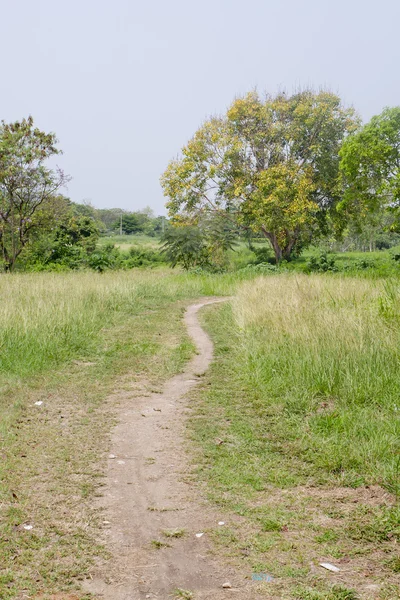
xmin=161 ymin=90 xmax=358 ymax=262
xmin=339 ymin=107 xmax=400 ymax=228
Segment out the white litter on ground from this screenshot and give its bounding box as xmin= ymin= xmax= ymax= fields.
xmin=320 ymin=562 xmax=340 ymax=573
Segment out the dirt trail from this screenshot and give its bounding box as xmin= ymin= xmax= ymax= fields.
xmin=84 ymin=298 xmax=260 ymax=600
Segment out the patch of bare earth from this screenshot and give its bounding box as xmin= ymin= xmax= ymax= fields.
xmin=84 ymin=299 xmax=262 ymax=600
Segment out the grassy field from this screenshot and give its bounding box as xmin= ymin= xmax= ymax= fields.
xmin=1 ymin=269 xmax=399 ymax=599
xmin=190 ymin=275 xmax=400 ymax=599
xmin=98 ymin=233 xmax=161 ymax=252
xmin=0 ymin=269 xmax=239 ymax=600
xmin=291 ymin=247 xmax=400 ymax=278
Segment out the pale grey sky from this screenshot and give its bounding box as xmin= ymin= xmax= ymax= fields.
xmin=1 ymin=0 xmax=399 ymax=214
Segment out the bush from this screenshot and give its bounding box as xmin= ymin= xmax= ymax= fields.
xmin=354 ymin=257 xmax=376 ymax=270
xmin=240 ymin=262 xmax=278 ymax=273
xmin=391 ymin=251 xmax=400 ymax=262
xmin=87 ymin=244 xmax=121 ymax=272
xmin=161 ymin=226 xmax=209 ymax=270
xmin=122 ymin=246 xmax=166 ymax=268
xmin=307 ymin=252 xmax=337 ymax=272
xmin=253 ymin=246 xmax=275 ymax=264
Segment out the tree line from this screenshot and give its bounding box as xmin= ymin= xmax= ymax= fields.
xmin=1 ymin=90 xmax=399 ymax=271
xmin=75 ymin=203 xmax=165 ymax=237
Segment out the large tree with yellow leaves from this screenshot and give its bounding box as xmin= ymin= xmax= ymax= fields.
xmin=161 ymin=90 xmax=358 ymax=263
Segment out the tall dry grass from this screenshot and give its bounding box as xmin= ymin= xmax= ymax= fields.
xmin=1 ymin=271 xmax=141 ymax=377
xmin=0 ymin=269 xmax=239 ymax=380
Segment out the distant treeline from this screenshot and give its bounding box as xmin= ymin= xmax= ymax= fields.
xmin=74 ymin=202 xmax=167 ymax=236
xmin=0 ymin=116 xmax=168 ymax=271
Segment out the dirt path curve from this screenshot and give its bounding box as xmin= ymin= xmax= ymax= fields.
xmin=84 ymin=298 xmax=261 ymax=600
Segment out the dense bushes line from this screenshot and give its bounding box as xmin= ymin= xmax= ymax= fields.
xmin=23 ymin=243 xmax=168 ymax=273
xmin=20 ymin=237 xmax=400 ymax=277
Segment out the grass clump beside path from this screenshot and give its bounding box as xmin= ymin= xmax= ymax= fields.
xmin=0 ymin=269 xmax=239 ymax=600
xmin=190 ymin=274 xmax=400 ymax=599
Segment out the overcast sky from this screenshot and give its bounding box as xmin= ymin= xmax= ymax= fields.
xmin=2 ymin=0 xmax=399 ymax=214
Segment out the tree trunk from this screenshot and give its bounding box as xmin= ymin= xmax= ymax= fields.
xmin=282 ymin=234 xmax=298 ymax=261
xmin=1 ymin=243 xmax=19 ymax=271
xmin=261 ymin=229 xmax=283 ymax=264
xmin=261 ymin=227 xmax=300 ymax=264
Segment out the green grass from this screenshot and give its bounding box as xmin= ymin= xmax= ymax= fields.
xmin=151 ymin=539 xmax=172 ymax=549
xmin=162 ymin=528 xmax=186 ymax=538
xmin=2 ymin=268 xmax=400 ymax=599
xmin=0 ymin=268 xmax=243 ymax=599
xmin=292 ymin=586 xmax=359 ymax=600
xmin=173 ymin=588 xmax=194 ymax=599
xmin=231 ymin=240 xmax=400 ymax=277
xmin=99 ymin=233 xmax=161 ymax=251
xmin=99 ymin=231 xmax=400 ymax=278
xmin=189 ymin=274 xmax=400 ymax=598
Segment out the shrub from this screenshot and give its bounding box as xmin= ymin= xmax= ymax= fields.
xmin=253 ymin=246 xmax=275 ymax=264
xmin=240 ymin=262 xmax=278 ymax=273
xmin=307 ymin=252 xmax=337 ymax=272
xmin=391 ymin=251 xmax=400 ymax=262
xmin=161 ymin=226 xmax=209 ymax=270
xmin=87 ymin=244 xmax=121 ymax=272
xmin=122 ymin=247 xmax=166 ymax=268
xmin=354 ymin=257 xmax=375 ymax=270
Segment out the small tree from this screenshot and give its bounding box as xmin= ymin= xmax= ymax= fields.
xmin=22 ymin=205 xmax=101 ymax=270
xmin=161 ymin=214 xmax=238 ymax=271
xmin=161 ymin=225 xmax=208 ymax=270
xmin=161 ymin=90 xmax=358 ymax=263
xmin=52 ymin=214 xmax=100 ymax=257
xmin=0 ymin=116 xmax=69 ymax=271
